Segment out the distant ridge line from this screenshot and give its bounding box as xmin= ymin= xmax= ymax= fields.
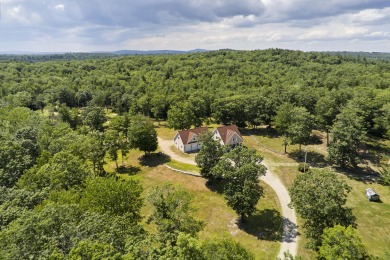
xmin=0 ymin=49 xmax=210 ymax=55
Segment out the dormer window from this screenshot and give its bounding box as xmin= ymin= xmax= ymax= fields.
xmin=232 ymin=137 xmax=236 ymax=142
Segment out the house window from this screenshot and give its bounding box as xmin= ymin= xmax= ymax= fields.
xmin=232 ymin=137 xmax=236 ymax=142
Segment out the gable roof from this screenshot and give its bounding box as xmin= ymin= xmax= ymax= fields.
xmin=215 ymin=125 xmax=242 ymax=144
xmin=176 ymin=127 xmax=208 ymax=145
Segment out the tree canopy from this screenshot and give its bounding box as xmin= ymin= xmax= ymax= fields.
xmin=319 ymin=225 xmax=368 ymax=260
xmin=0 ymin=49 xmax=389 ymax=258
xmin=195 ymin=131 xmax=224 ymax=179
xmin=211 ymin=146 xmax=266 ymax=221
xmin=289 ymin=169 xmax=356 ymax=249
xmin=127 ymin=114 xmax=158 ymax=155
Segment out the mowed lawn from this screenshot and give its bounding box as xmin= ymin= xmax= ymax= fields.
xmin=107 ymin=148 xmax=281 ymax=259
xmin=108 ymin=124 xmax=390 ymax=259
xmin=140 ymin=167 xmax=281 ymax=259
xmin=243 ymin=127 xmax=390 ymax=259
xmin=344 ymin=176 xmax=390 ymax=257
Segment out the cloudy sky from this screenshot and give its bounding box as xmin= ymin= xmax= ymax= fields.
xmin=1 ymin=0 xmax=390 ymax=52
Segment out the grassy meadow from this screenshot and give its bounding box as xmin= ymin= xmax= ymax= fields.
xmin=105 ymin=143 xmax=281 ymax=259
xmin=104 ymin=122 xmax=390 ymax=259
xmin=243 ymin=126 xmax=390 ymax=259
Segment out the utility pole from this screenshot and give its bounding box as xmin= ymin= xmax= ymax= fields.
xmin=304 ymin=147 xmax=308 ymax=174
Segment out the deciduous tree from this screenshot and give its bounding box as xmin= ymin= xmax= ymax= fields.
xmin=288 ymin=106 xmax=313 ymax=152
xmin=127 ymin=115 xmax=158 ymax=155
xmin=148 ymin=184 xmax=204 ymax=245
xmin=167 ymin=102 xmax=196 ymax=130
xmin=195 ymin=131 xmax=224 ymax=180
xmin=289 ymin=169 xmax=355 ymax=249
xmin=274 ymin=104 xmax=313 ymax=153
xmin=319 ymin=225 xmax=368 ymax=260
xmin=328 ymin=104 xmax=367 ymax=168
xmin=18 ymin=150 xmax=89 ymax=191
xmin=201 ymin=238 xmax=255 ymax=260
xmin=82 ymin=106 xmax=106 ymax=131
xmin=81 ymin=177 xmax=143 ymax=219
xmin=84 ymin=131 xmax=106 ymax=176
xmin=211 ymin=146 xmax=266 ymax=222
xmin=105 ymin=129 xmax=120 ymax=170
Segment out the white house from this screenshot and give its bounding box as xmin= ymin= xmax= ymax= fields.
xmin=173 ymin=127 xmax=208 ymax=153
xmin=212 ymin=125 xmax=243 ymax=147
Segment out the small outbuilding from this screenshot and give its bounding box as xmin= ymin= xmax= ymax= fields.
xmin=365 ymin=188 xmax=380 ymax=202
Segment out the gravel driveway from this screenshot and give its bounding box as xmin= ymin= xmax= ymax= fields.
xmin=158 ymin=137 xmax=298 ymax=258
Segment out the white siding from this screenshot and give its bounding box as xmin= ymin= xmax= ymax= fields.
xmin=174 ymin=133 xmax=185 ymax=152
xmin=226 ymin=133 xmax=243 ymax=146
xmin=212 ymin=130 xmax=224 ymax=145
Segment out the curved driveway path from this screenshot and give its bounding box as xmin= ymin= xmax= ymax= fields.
xmin=158 ymin=137 xmax=197 ymax=166
xmin=261 ymin=160 xmax=298 ymax=258
xmin=158 ymin=137 xmax=298 ymax=258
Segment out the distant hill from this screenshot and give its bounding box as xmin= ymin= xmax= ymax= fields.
xmin=2 ymin=49 xmax=390 ymax=63
xmin=109 ymin=49 xmax=208 ymax=55
xmin=0 ymin=49 xmax=210 ymax=62
xmin=324 ymin=51 xmax=390 ymax=61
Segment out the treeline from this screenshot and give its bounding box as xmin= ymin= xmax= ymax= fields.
xmin=325 ymin=51 xmax=390 ymax=61
xmin=0 ymin=53 xmax=116 ymax=62
xmin=1 ymin=49 xmax=389 ymax=121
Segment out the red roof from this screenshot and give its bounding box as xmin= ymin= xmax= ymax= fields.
xmin=215 ymin=125 xmax=242 ymax=144
xmin=177 ymin=127 xmax=208 ymax=144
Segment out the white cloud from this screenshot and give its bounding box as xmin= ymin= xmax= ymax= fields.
xmin=54 ymin=4 xmax=65 ymax=11
xmin=1 ymin=0 xmax=390 ymax=52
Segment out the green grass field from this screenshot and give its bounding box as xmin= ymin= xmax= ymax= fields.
xmin=105 ymin=142 xmax=281 ymax=259
xmin=106 ymin=124 xmax=390 ymax=259
xmin=243 ymin=127 xmax=390 ymax=259
xmin=165 ymin=160 xmax=200 ymax=173
xmin=344 ymin=176 xmax=390 ymax=257
xmin=155 ymin=123 xmax=176 ymax=140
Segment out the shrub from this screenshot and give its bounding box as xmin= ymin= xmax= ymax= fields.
xmin=298 ymin=163 xmax=310 ymax=173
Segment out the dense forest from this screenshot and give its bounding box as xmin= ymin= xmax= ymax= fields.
xmin=0 ymin=49 xmax=389 ymax=259
xmin=1 ymin=49 xmax=389 ymax=141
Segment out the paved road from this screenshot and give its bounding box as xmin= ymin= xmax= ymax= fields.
xmin=157 ymin=138 xmax=298 ymax=258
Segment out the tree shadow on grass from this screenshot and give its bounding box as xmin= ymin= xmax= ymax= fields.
xmin=237 ymin=209 xmax=283 ymax=241
xmin=205 ymin=179 xmax=228 ymax=195
xmin=360 ymin=148 xmax=383 ymax=166
xmin=116 ymin=165 xmax=141 ymax=176
xmin=288 ymin=149 xmax=329 ymax=168
xmin=335 ymin=165 xmax=381 ymax=184
xmin=308 ymin=133 xmax=323 ymax=145
xmin=364 ymin=136 xmax=390 ymax=155
xmin=138 ymin=152 xmax=171 ymax=167
xmin=242 ymin=127 xmax=279 ymax=139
